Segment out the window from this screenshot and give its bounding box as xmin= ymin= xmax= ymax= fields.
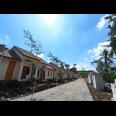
xmin=48 ymin=71 xmax=49 ymax=76
xmin=37 ymin=70 xmax=40 ymax=77
xmin=27 ymin=67 xmax=30 ymax=75
xmin=33 ymin=68 xmax=36 ymax=75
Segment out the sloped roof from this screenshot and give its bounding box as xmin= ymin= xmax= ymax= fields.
xmin=0 ymin=49 xmax=21 ymax=60
xmin=49 ymin=62 xmax=60 ymax=69
xmin=46 ymin=65 xmax=54 ymax=70
xmin=0 ymin=50 xmax=13 ymax=58
xmin=40 ymin=58 xmax=48 ymax=65
xmin=13 ymin=46 xmax=41 ymax=61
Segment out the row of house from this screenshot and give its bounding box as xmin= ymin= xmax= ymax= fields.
xmin=0 ymin=46 xmax=77 ymax=81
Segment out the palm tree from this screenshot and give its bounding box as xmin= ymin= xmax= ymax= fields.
xmin=105 ymin=14 xmax=116 ymax=57
xmin=91 ymin=59 xmax=104 ymax=73
xmin=99 ymin=49 xmax=113 ymax=72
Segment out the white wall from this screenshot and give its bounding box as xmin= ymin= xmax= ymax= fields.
xmin=93 ymin=75 xmax=105 ymax=90
xmin=0 ymin=58 xmax=9 ymax=80
xmin=45 ymin=70 xmax=53 ymax=79
xmin=12 ymin=61 xmax=22 ymax=80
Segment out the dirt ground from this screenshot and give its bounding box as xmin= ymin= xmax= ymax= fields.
xmin=87 ymin=82 xmax=113 ymax=101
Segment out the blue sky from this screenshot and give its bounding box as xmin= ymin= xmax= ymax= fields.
xmin=0 ymin=14 xmax=111 ymax=70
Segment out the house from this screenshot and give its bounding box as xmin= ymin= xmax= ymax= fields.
xmin=39 ymin=59 xmax=54 ymax=80
xmin=0 ymin=46 xmax=54 ymax=81
xmin=0 ymin=45 xmax=78 ymax=82
xmin=49 ymin=62 xmax=61 ymax=81
xmin=0 ymin=49 xmax=21 ymax=80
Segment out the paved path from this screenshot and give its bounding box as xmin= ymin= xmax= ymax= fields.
xmin=12 ymin=79 xmax=93 ymax=101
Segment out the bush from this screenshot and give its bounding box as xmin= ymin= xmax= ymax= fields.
xmin=103 ymin=72 xmax=116 ymax=83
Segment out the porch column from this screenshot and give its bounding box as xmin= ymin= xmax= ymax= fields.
xmin=18 ymin=62 xmax=24 ymax=81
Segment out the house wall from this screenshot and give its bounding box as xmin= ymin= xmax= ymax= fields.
xmin=12 ymin=61 xmax=22 ymax=80
xmin=63 ymin=72 xmax=68 ymax=79
xmin=17 ymin=56 xmax=44 ymax=81
xmin=53 ymin=70 xmax=59 ymax=80
xmin=45 ymin=69 xmax=53 ymax=80
xmin=0 ymin=58 xmax=9 ymax=80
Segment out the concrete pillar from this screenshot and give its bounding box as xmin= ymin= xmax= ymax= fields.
xmin=18 ymin=62 xmax=24 ymax=81
xmin=111 ymin=83 xmax=116 ymax=101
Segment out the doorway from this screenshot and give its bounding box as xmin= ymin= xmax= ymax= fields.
xmin=21 ymin=66 xmax=30 ymax=79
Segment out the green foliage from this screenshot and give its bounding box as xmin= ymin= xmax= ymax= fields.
xmin=78 ymin=71 xmax=88 ymax=78
xmin=105 ymin=14 xmax=116 ymax=56
xmin=91 ymin=49 xmax=114 ymax=83
xmin=64 ymin=64 xmax=70 ymax=70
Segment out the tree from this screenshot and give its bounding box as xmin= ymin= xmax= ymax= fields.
xmin=91 ymin=59 xmax=104 ymax=73
xmin=105 ymin=14 xmax=116 ymax=57
xmin=23 ymin=30 xmax=42 ymax=55
xmin=48 ymin=52 xmax=60 ymax=65
xmin=99 ymin=49 xmax=113 ymax=72
xmin=23 ymin=30 xmax=43 ymax=97
xmin=59 ymin=61 xmax=65 ymax=69
xmin=91 ymin=49 xmax=114 ymax=82
xmin=70 ymin=64 xmax=77 ymax=73
xmin=65 ymin=64 xmax=70 ymax=70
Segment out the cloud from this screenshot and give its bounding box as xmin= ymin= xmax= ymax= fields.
xmin=37 ymin=53 xmax=45 ymax=59
xmin=96 ymin=14 xmax=109 ymax=30
xmin=84 ymin=57 xmax=88 ymax=61
xmin=88 ymin=41 xmax=111 ymax=60
xmin=70 ymin=63 xmax=95 ymax=71
xmin=0 ymin=34 xmax=10 ymax=44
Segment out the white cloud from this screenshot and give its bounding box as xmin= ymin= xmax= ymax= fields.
xmin=37 ymin=53 xmax=45 ymax=59
xmin=0 ymin=34 xmax=10 ymax=44
xmin=84 ymin=57 xmax=88 ymax=61
xmin=70 ymin=63 xmax=95 ymax=71
xmin=96 ymin=14 xmax=109 ymax=30
xmin=88 ymin=41 xmax=111 ymax=60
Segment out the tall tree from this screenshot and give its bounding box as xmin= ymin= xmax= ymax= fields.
xmin=59 ymin=61 xmax=65 ymax=69
xmin=23 ymin=30 xmax=42 ymax=55
xmin=70 ymin=64 xmax=77 ymax=73
xmin=48 ymin=52 xmax=60 ymax=65
xmin=65 ymin=64 xmax=70 ymax=70
xmin=99 ymin=49 xmax=113 ymax=72
xmin=91 ymin=49 xmax=114 ymax=82
xmin=105 ymin=14 xmax=116 ymax=57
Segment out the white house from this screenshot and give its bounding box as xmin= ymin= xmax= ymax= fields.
xmin=0 ymin=46 xmax=54 ymax=81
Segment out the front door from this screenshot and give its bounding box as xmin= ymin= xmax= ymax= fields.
xmin=40 ymin=70 xmax=45 ymax=80
xmin=21 ymin=66 xmax=30 ymax=79
xmin=5 ymin=59 xmax=16 ymax=80
xmin=42 ymin=71 xmax=45 ymax=80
